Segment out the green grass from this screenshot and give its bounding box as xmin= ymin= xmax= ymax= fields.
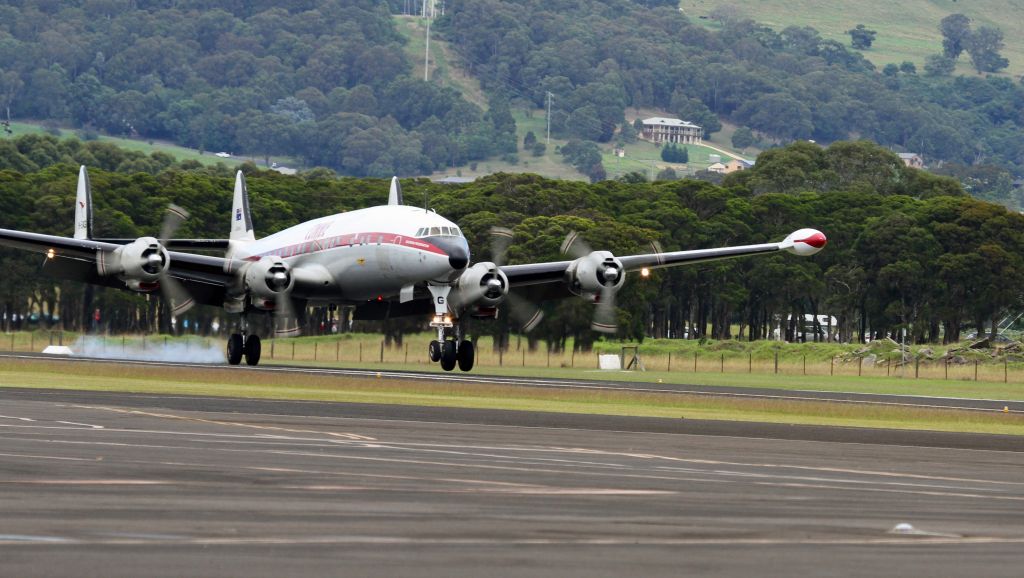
xmin=681 ymin=0 xmax=1024 ymax=77
xmin=6 ymin=121 xmax=308 ymax=169
xmin=2 ymin=356 xmax=1022 ymax=435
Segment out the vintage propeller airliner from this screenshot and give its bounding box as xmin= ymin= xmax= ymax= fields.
xmin=0 ymin=167 xmax=826 ymax=371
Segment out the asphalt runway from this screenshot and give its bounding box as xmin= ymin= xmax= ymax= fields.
xmin=3 ymin=351 xmax=1021 ymax=414
xmin=1 ymin=388 xmax=1024 ymax=577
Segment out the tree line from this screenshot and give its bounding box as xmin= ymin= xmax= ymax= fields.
xmin=1 ymin=136 xmax=1021 ymax=349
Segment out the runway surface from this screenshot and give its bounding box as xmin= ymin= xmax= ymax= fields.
xmin=2 ymin=351 xmax=1021 ymax=414
xmin=1 ymin=387 xmax=1023 ymax=577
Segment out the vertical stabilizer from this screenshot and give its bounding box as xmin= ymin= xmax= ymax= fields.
xmin=230 ymin=170 xmax=255 ymax=242
xmin=74 ymin=165 xmax=92 ymax=240
xmin=388 ymin=176 xmax=403 ymax=206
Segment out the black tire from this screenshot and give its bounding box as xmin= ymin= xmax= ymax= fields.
xmin=227 ymin=333 xmax=243 ymax=365
xmin=244 ymin=334 xmax=261 ymax=366
xmin=457 ymin=340 xmax=475 ymax=372
xmin=428 ymin=340 xmax=442 ymax=362
xmin=440 ymin=340 xmax=457 ymax=371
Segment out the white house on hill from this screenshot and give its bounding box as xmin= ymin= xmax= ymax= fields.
xmin=641 ymin=117 xmax=703 ymax=145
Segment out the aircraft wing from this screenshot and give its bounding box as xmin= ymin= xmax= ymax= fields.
xmin=0 ymin=228 xmax=238 ymax=307
xmin=500 ymin=229 xmax=827 ymax=288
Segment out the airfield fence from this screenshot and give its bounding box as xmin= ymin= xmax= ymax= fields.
xmin=8 ymin=330 xmax=1024 ymax=385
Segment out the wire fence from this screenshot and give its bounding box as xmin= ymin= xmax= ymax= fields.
xmin=8 ymin=331 xmax=1022 ymax=385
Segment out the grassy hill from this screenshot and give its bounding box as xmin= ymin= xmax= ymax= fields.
xmin=682 ymin=0 xmax=1024 ymax=76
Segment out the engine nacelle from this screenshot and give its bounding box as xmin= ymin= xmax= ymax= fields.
xmin=564 ymin=251 xmax=625 ymax=297
xmin=97 ymin=236 xmax=169 ymax=291
xmin=450 ymin=262 xmax=509 ymax=310
xmin=244 ymin=257 xmax=294 ymax=307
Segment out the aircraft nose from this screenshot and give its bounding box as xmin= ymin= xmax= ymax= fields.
xmin=448 ymin=240 xmax=469 ymax=270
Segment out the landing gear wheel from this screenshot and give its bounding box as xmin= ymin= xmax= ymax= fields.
xmin=457 ymin=340 xmax=474 ymax=372
xmin=227 ymin=333 xmax=243 ymax=365
xmin=428 ymin=340 xmax=442 ymax=362
xmin=440 ymin=340 xmax=457 ymax=371
xmin=244 ymin=334 xmax=261 ymax=366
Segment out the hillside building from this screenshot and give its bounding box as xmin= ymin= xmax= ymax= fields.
xmin=898 ymin=152 xmax=924 ymax=169
xmin=641 ymin=117 xmax=703 ymax=145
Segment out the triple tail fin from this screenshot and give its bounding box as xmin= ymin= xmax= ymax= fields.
xmin=230 ymin=170 xmax=255 ymax=242
xmin=388 ymin=176 xmax=403 ymax=206
xmin=74 ymin=165 xmax=92 ymax=240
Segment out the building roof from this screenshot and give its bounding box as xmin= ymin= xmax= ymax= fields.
xmin=642 ymin=117 xmax=701 ymax=129
xmin=436 ymin=176 xmax=475 ymax=184
xmin=897 ymin=152 xmax=921 ymax=159
xmin=708 ymin=162 xmax=726 ymax=171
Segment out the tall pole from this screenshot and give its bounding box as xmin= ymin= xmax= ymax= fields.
xmin=545 ymin=91 xmax=553 ymax=146
xmin=423 ymin=0 xmax=432 ymax=81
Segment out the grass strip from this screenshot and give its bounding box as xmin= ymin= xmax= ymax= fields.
xmin=1 ymin=358 xmax=1022 ymax=436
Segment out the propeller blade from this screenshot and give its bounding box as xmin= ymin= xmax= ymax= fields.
xmin=591 ymin=284 xmax=617 ymax=334
xmin=160 ymin=204 xmax=189 ymax=243
xmin=274 ymin=296 xmax=302 ymax=337
xmin=507 ymin=292 xmax=544 ymax=333
xmin=560 ymin=230 xmax=591 ymax=259
xmin=161 ymin=275 xmax=195 ymax=317
xmin=489 ymin=226 xmax=514 ymax=266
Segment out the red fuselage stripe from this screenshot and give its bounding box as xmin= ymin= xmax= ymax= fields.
xmin=247 ymin=232 xmax=447 ymax=261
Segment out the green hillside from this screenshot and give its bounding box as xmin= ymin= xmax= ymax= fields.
xmin=682 ymin=0 xmax=1024 ymax=76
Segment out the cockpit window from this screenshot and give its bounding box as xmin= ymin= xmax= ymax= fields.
xmin=415 ymin=228 xmax=425 ymax=237
xmin=430 ymin=226 xmax=440 ymax=236
xmin=452 ymin=227 xmax=462 ymax=237
xmin=442 ymin=226 xmax=451 ymax=236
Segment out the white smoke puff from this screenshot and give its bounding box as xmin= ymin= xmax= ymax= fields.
xmin=71 ymin=336 xmax=226 ymax=364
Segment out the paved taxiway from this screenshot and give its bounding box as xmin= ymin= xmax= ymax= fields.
xmin=1 ymin=388 xmax=1023 ymax=577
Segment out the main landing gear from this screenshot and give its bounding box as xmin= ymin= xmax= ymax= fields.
xmin=429 ymin=336 xmax=474 ymax=372
xmin=227 ymin=317 xmax=261 ymax=366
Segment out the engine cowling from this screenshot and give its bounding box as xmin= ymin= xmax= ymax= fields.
xmin=564 ymin=251 xmax=625 ymax=297
xmin=244 ymin=257 xmax=294 ymax=308
xmin=450 ymin=262 xmax=509 ymax=310
xmin=97 ymin=236 xmax=169 ymax=291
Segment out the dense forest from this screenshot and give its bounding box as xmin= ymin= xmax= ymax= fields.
xmin=0 ymin=0 xmax=1021 ymax=201
xmin=1 ymin=135 xmax=1021 ymax=349
xmin=441 ymin=0 xmax=1024 ymax=185
xmin=0 ymin=0 xmax=516 ymax=176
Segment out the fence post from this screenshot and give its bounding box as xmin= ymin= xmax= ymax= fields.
xmin=271 ymin=339 xmax=275 ymax=359
xmin=749 ymin=352 xmax=752 ymax=373
xmin=915 ymin=356 xmax=919 ymax=379
xmin=379 ymin=340 xmax=384 ymax=363
xmin=314 ymin=342 xmax=318 ymax=361
xmin=358 ymin=342 xmax=362 ymax=362
xmin=774 ymin=351 xmax=778 ymax=375
xmin=1005 ymin=357 xmax=1008 ymax=383
xmin=405 ymin=343 xmax=408 ymax=364
xmin=858 ymin=357 xmax=862 ymax=377
xmin=830 ymin=355 xmax=834 ymax=376
xmin=10 ymin=334 xmax=13 ymax=351
xmin=292 ymin=342 xmax=295 ymax=360
xmin=122 ymin=336 xmax=126 ymax=352
xmin=336 ymin=341 xmax=340 ymax=361
xmin=945 ymin=358 xmax=948 ymax=380
xmin=667 ymin=353 xmax=672 ymax=372
xmin=975 ymin=360 xmax=978 ymax=382
xmin=886 ymin=355 xmax=890 ymax=377
xmin=720 ymin=353 xmax=724 ymax=373
xmin=694 ymin=351 xmax=698 ymax=372
xmin=547 ymin=349 xmax=550 ymax=368
xmin=803 ymin=355 xmax=806 ymax=376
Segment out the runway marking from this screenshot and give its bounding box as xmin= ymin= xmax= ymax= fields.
xmin=78 ymin=405 xmax=377 ymax=441
xmin=0 ymin=414 xmax=35 ymax=421
xmin=755 ymin=481 xmax=1024 ymax=502
xmin=280 ymin=484 xmax=676 ymax=495
xmin=3 ymin=534 xmax=1024 ymax=547
xmin=56 ymin=421 xmax=103 ymax=429
xmin=0 ymin=479 xmax=174 ymax=486
xmin=0 ymin=452 xmax=93 ymax=462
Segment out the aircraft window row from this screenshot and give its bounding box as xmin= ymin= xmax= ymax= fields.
xmin=414 ymin=226 xmax=462 ymax=237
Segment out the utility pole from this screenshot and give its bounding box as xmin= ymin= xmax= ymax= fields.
xmin=545 ymin=91 xmax=553 ymax=146
xmin=423 ymin=0 xmax=433 ymax=82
